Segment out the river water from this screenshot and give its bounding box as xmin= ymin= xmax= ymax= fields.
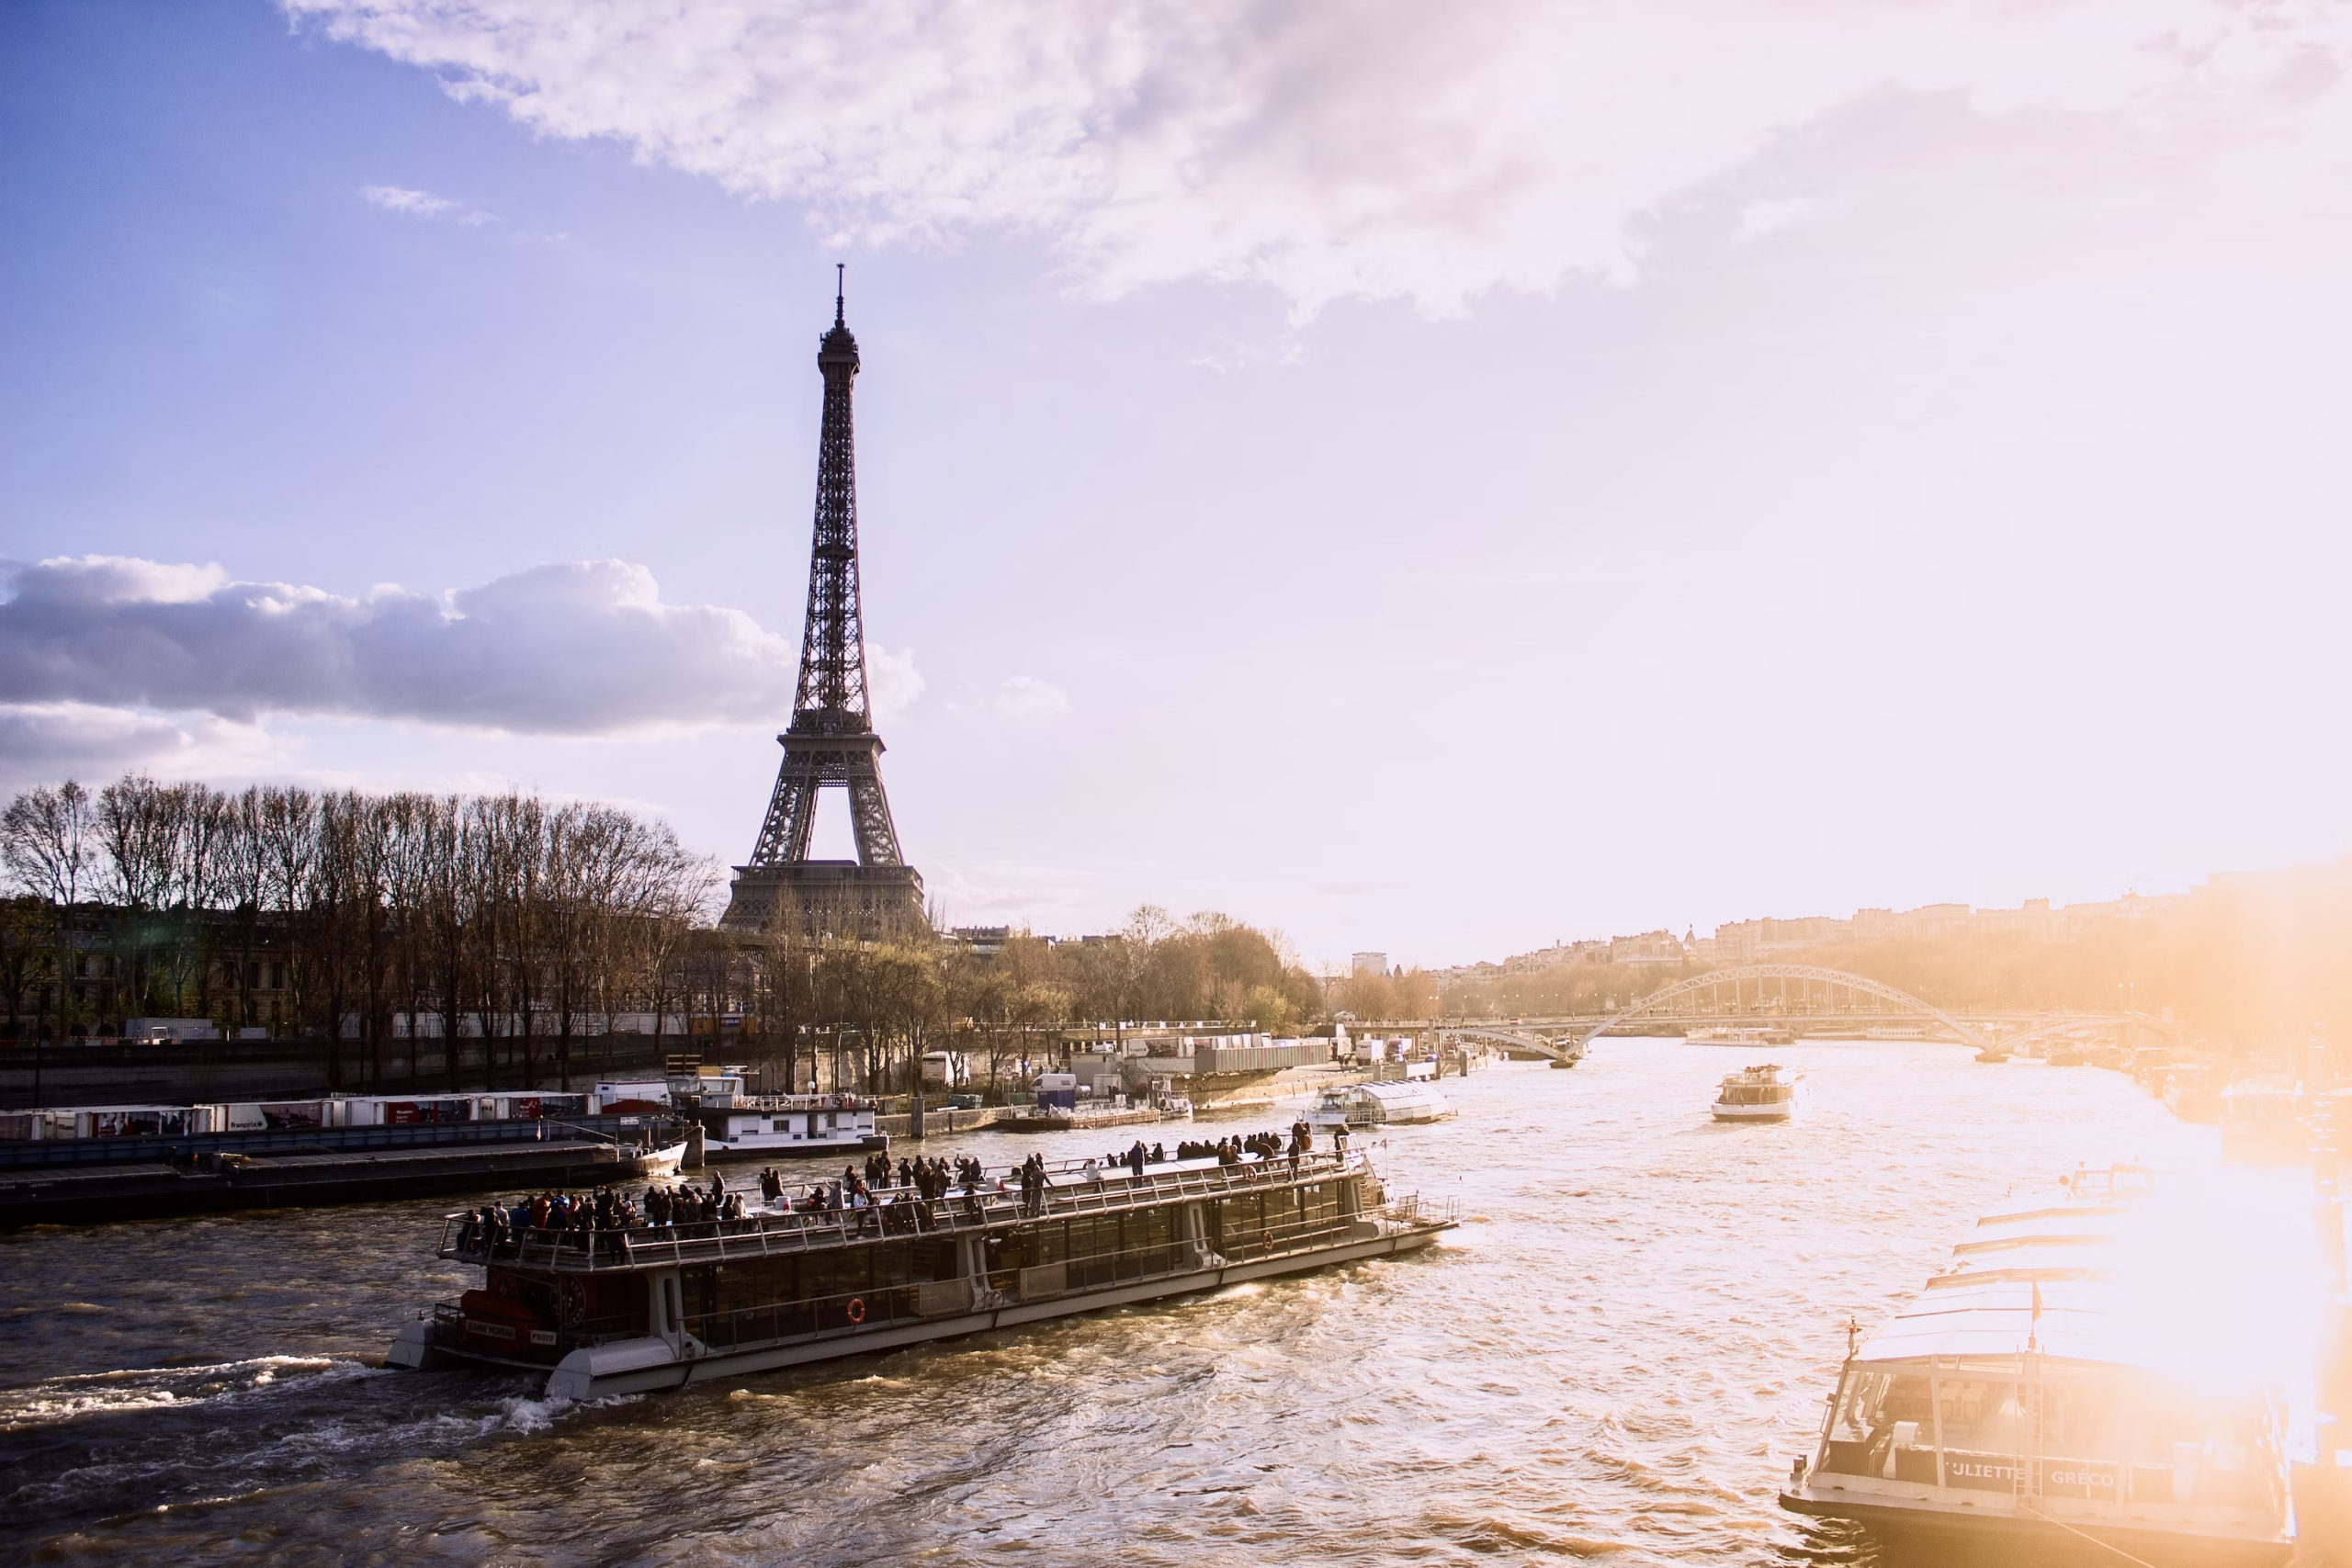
xmin=1 ymin=1039 xmax=2228 ymax=1565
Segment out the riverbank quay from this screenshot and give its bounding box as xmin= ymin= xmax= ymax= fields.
xmin=0 ymin=1117 xmax=682 ymax=1226
xmin=1191 ymin=1060 xmax=1370 ymax=1112
xmin=874 ymin=1103 xmax=1016 ymax=1140
xmin=999 ymin=1104 xmax=1173 ymax=1133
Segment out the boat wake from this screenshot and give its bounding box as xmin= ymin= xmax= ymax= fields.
xmin=0 ymin=1355 xmax=370 ymax=1433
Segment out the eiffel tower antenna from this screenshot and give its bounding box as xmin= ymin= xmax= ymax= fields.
xmin=721 ymin=276 xmax=925 ymax=936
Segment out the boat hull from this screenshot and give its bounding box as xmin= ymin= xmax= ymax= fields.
xmin=1711 ymin=1102 xmax=1794 ymax=1122
xmin=392 ymin=1221 xmax=1449 ymax=1399
xmin=1780 ymin=1485 xmax=2292 ymax=1567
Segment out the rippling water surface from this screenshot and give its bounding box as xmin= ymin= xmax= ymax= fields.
xmin=1 ymin=1041 xmax=2222 ymax=1564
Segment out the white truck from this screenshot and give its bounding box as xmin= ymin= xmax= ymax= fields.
xmin=920 ymin=1050 xmax=972 ymax=1088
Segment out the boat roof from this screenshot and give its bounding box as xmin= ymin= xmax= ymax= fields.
xmin=1858 ymin=1274 xmax=2123 ymax=1365
xmin=1956 ymin=1210 xmax=2131 ymax=1250
xmin=1356 ymin=1081 xmax=1448 ymax=1103
xmin=1854 ymin=1165 xmax=2171 ymax=1368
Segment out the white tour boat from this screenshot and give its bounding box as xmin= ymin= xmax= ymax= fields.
xmin=1303 ymin=1080 xmax=1458 ymax=1131
xmin=1712 ymin=1064 xmax=1805 ymax=1122
xmin=1781 ymin=1166 xmax=2293 ymax=1565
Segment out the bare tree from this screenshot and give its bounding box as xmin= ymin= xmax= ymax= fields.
xmin=1 ymin=781 xmax=97 ymax=905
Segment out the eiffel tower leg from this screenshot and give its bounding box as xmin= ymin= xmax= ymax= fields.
xmin=781 ymin=771 xmax=820 ymax=863
xmin=844 ymin=758 xmax=905 ymax=868
xmin=751 ymin=760 xmax=821 ymax=866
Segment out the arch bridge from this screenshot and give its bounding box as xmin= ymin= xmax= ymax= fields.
xmin=1433 ymin=965 xmax=2180 ymax=1065
xmin=1551 ymin=964 xmax=1995 ymax=1052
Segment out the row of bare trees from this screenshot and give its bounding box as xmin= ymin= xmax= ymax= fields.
xmin=0 ymin=775 xmax=715 ymax=1090
xmin=1 ymin=773 xmax=1340 ymax=1100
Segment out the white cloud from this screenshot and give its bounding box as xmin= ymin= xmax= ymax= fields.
xmin=863 ymin=642 xmax=925 ymax=723
xmin=0 ymin=702 xmax=293 ymax=798
xmin=359 ymin=183 xmax=496 ymax=225
xmin=0 ymin=556 xmax=918 ymax=736
xmin=991 ymin=676 xmax=1070 ymax=720
xmin=1734 ymin=196 xmax=1816 ymax=243
xmin=288 ymin=1 xmax=2352 ymax=315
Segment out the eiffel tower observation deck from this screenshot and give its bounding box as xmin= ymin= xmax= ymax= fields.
xmin=721 ymin=273 xmax=926 ymax=937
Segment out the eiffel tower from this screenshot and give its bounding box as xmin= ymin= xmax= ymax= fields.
xmin=720 ymin=272 xmax=926 ymax=935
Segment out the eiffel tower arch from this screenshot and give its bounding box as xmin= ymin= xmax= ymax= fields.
xmin=721 ymin=273 xmax=927 ymax=937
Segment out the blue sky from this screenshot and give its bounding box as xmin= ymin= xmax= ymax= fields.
xmin=5 ymin=0 xmax=2351 ymax=966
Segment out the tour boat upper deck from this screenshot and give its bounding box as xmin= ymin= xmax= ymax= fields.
xmin=390 ymin=1145 xmax=1453 ymax=1399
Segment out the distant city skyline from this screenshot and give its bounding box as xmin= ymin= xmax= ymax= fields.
xmin=6 ymin=2 xmax=2351 ymax=969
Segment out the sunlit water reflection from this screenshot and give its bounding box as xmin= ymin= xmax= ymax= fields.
xmin=0 ymin=1040 xmax=2246 ymax=1564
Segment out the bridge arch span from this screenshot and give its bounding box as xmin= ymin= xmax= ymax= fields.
xmin=1578 ymin=964 xmax=1993 ymax=1053
xmin=1435 ymin=1025 xmax=1583 ymax=1065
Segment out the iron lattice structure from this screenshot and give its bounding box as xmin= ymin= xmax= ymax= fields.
xmin=721 ymin=276 xmax=925 ymax=935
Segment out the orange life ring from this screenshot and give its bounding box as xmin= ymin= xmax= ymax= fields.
xmin=846 ymin=1297 xmax=866 ymax=1324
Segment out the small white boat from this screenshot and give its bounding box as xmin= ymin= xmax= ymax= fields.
xmin=1712 ymin=1064 xmax=1804 ymax=1122
xmin=637 ymin=1139 xmax=689 ymax=1179
xmin=1304 ymin=1081 xmax=1457 ymax=1130
xmin=1690 ymin=1025 xmax=1795 ymax=1047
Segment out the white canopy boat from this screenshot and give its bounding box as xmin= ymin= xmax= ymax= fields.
xmin=1781 ymin=1168 xmax=2293 ymax=1565
xmin=1712 ymin=1064 xmax=1805 ymax=1122
xmin=1303 ymin=1081 xmax=1457 ymax=1130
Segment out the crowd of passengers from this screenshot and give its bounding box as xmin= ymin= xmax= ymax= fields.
xmin=453 ymin=1119 xmax=1341 ymax=1253
xmin=1163 ymin=1122 xmax=1325 ymax=1168
xmin=454 ymin=1186 xmax=646 ymax=1255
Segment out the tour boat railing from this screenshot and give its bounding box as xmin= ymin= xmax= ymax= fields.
xmin=431 ymin=1190 xmax=1443 ymax=1358
xmin=434 ymin=1150 xmax=1451 ymax=1272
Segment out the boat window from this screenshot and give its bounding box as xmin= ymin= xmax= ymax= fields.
xmin=1129 ymin=1205 xmax=1177 ymax=1275
xmin=870 ymin=1240 xmax=915 ymax=1290
xmin=714 ymin=1257 xmax=798 ymax=1320
xmin=1066 ymin=1215 xmax=1123 ymax=1289
xmin=1822 ymin=1370 xmax=1934 ymax=1476
xmin=1026 ymin=1222 xmax=1067 ymax=1267
xmin=800 ymin=1247 xmax=872 ymax=1305
xmin=681 ymin=1266 xmax=717 ymax=1324
xmin=1937 ymin=1378 xmax=2022 ymax=1452
xmin=1217 ymin=1194 xmax=1265 ymax=1248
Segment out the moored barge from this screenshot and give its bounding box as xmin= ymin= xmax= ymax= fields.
xmin=687 ymin=1092 xmax=889 ymax=1160
xmin=388 ymin=1147 xmax=1453 ymax=1398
